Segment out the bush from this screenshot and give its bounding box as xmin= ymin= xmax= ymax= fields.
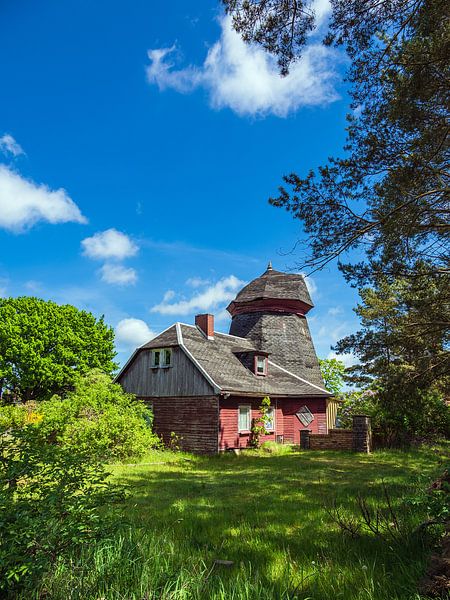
xmin=35 ymin=370 xmax=160 ymax=460
xmin=0 ymin=424 xmax=124 ymax=596
xmin=260 ymin=441 xmax=293 ymax=455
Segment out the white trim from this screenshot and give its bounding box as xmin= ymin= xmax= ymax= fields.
xmin=113 ymin=348 xmax=139 ymax=382
xmin=175 ymin=322 xmax=184 ymax=345
xmin=238 ymin=404 xmax=252 ymax=432
xmin=265 ymin=405 xmax=275 ymax=431
xmin=267 ymin=360 xmax=330 ymax=394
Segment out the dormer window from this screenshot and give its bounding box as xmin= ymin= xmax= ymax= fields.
xmin=151 ymin=348 xmax=172 ymax=368
xmin=255 ymin=355 xmax=268 ymax=376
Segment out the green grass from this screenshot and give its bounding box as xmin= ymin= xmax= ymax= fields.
xmin=37 ymin=445 xmax=448 ymax=600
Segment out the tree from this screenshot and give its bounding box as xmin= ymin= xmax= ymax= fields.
xmin=0 ymin=297 xmax=116 ymax=402
xmin=335 ymin=273 xmax=450 ymax=442
xmin=224 ymin=0 xmax=449 ymax=438
xmin=224 ymin=0 xmax=449 ymax=280
xmin=319 ymin=358 xmax=345 ymax=396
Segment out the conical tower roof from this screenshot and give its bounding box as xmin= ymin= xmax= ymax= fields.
xmin=230 ymin=263 xmax=313 ymax=309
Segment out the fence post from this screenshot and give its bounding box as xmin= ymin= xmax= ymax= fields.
xmin=352 ymin=415 xmax=372 ymax=453
xmin=300 ymin=429 xmax=311 ymax=450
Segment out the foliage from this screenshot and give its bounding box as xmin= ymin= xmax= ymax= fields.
xmin=226 ymin=0 xmax=449 ymax=282
xmin=319 ymin=358 xmax=345 ymax=396
xmin=0 ymin=296 xmax=117 ymax=402
xmin=407 ymin=467 xmax=450 ymax=527
xmin=337 ymin=389 xmax=379 ymax=429
xmin=27 ymin=445 xmax=449 ymax=600
xmin=336 ymin=276 xmax=450 ymax=443
xmin=0 ymin=424 xmax=124 ymax=596
xmin=168 ymin=431 xmax=183 ymax=452
xmin=224 ymin=1 xmax=450 ymax=440
xmin=249 ymin=396 xmax=272 ymax=448
xmin=260 ymin=440 xmax=293 ymax=455
xmin=32 ymin=370 xmax=160 ymax=460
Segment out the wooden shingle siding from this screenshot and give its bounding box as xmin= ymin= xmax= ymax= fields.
xmin=118 ymin=347 xmax=214 ymax=397
xmin=144 ymin=396 xmax=219 ymax=454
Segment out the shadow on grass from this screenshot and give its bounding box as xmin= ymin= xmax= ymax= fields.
xmin=107 ymin=448 xmax=445 ymax=597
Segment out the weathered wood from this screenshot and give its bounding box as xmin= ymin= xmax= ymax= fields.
xmin=142 ymin=396 xmax=219 ymax=454
xmin=118 ymin=347 xmax=214 ymax=397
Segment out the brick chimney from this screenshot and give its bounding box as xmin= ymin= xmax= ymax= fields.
xmin=195 ymin=314 xmax=214 ymax=340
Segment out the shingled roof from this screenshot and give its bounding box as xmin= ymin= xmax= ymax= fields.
xmin=229 ymin=263 xmax=313 ymax=308
xmin=127 ymin=323 xmax=330 ymax=397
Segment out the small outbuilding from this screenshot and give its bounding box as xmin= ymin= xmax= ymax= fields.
xmin=117 ymin=264 xmax=334 ymax=453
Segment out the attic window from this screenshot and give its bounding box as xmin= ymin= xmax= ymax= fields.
xmin=151 ymin=348 xmax=172 ymax=368
xmin=296 ymin=406 xmax=314 ymax=427
xmin=255 ymin=355 xmax=268 ymax=376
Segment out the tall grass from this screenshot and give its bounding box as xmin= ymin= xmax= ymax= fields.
xmin=30 ymin=446 xmax=447 ymax=600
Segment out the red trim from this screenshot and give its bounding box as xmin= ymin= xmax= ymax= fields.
xmin=227 ymin=297 xmax=312 ymax=317
xmin=254 ymin=355 xmax=268 ymax=376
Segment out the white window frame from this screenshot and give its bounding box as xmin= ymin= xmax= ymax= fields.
xmin=255 ymin=355 xmax=268 ymax=376
xmin=151 ymin=348 xmax=172 ymax=368
xmin=238 ymin=405 xmax=251 ymax=432
xmin=265 ymin=406 xmax=275 ymax=431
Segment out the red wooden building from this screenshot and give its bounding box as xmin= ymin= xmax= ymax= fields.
xmin=117 ymin=264 xmax=333 ymax=453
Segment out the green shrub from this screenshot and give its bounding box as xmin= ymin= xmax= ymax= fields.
xmin=36 ymin=370 xmax=160 ymax=460
xmin=260 ymin=441 xmax=293 ymax=455
xmin=0 ymin=424 xmax=124 ymax=596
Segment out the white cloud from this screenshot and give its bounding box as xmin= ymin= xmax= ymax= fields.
xmin=81 ymin=228 xmax=138 ymax=260
xmin=0 ymin=134 xmax=24 ymax=157
xmin=151 ymin=275 xmax=244 ymax=315
xmin=328 ymin=306 xmax=343 ymax=316
xmin=146 ymin=14 xmax=338 ymax=118
xmin=186 ymin=276 xmax=210 ymax=288
xmin=115 ymin=318 xmax=156 ymax=350
xmin=100 ymin=263 xmax=137 ymax=286
xmin=327 ymin=351 xmax=359 ymax=369
xmin=163 ymin=290 xmax=176 ymax=302
xmin=300 ymin=272 xmax=318 ymax=300
xmin=0 ymin=165 xmax=87 ymax=232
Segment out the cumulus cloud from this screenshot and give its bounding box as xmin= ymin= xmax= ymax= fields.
xmin=100 ymin=263 xmax=137 ymax=286
xmin=115 ymin=318 xmax=156 ymax=349
xmin=0 ymin=134 xmax=24 ymax=157
xmin=151 ymin=275 xmax=244 ymax=315
xmin=186 ymin=276 xmax=210 ymax=288
xmin=81 ymin=228 xmax=138 ymax=260
xmin=146 ymin=14 xmax=338 ymax=117
xmin=0 ymin=165 xmax=86 ymax=232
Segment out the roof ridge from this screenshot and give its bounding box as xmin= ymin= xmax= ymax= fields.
xmin=267 ymin=360 xmax=330 ymax=394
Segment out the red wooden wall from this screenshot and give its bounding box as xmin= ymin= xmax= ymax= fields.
xmin=219 ymin=396 xmax=327 ymax=450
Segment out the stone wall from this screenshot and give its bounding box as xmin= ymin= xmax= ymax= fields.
xmin=300 ymin=415 xmax=372 ymax=453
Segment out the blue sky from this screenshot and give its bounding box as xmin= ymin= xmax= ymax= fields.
xmin=0 ymin=0 xmax=360 ymax=368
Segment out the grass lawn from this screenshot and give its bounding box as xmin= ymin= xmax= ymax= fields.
xmin=40 ymin=445 xmax=448 ymax=600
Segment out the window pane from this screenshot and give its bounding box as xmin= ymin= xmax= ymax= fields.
xmin=163 ymin=349 xmax=171 ymax=366
xmin=266 ymin=407 xmax=274 ymax=430
xmin=152 ymin=350 xmax=160 ymax=367
xmin=239 ymin=406 xmax=250 ymax=431
xmin=256 ymin=356 xmax=266 ymax=374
